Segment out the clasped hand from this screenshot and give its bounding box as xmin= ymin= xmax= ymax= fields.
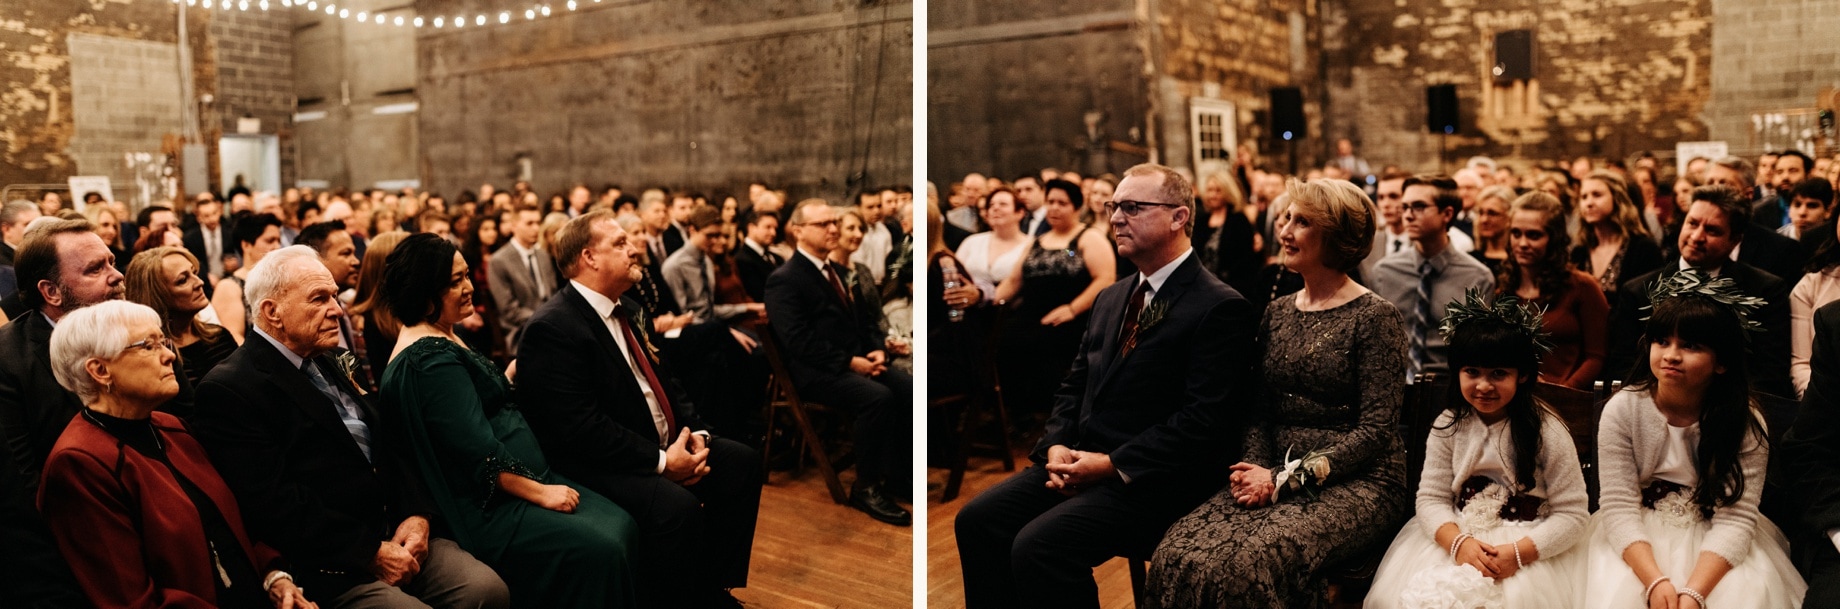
xmin=1226 ymin=463 xmax=1275 ymax=507
xmin=372 ymin=516 xmax=432 ymax=586
xmin=851 ymin=351 xmax=889 ymax=377
xmin=663 ymin=428 xmax=712 ymax=486
xmin=1042 ymin=445 xmax=1116 ymax=495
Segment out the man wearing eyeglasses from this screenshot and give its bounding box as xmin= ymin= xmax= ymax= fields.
xmin=956 ymin=163 xmax=1258 ymax=609
xmin=764 ymin=199 xmax=913 ymax=526
xmin=1368 ymin=174 xmax=1495 ymax=381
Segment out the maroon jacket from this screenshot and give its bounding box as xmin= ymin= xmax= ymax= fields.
xmin=38 ymin=411 xmax=281 ymax=609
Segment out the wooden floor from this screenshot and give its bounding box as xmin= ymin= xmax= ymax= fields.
xmin=924 ymin=449 xmax=1140 ymax=609
xmin=734 ymin=467 xmax=914 ymax=608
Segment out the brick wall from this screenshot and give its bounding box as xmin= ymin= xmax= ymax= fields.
xmin=926 ymin=0 xmax=1146 ymax=186
xmin=210 ymin=6 xmax=297 ymax=191
xmin=413 ymin=0 xmax=912 ymax=202
xmin=1152 ymin=0 xmax=1311 ymax=172
xmin=1320 ymin=0 xmax=1714 ymax=172
xmin=1704 ymin=0 xmax=1840 ymax=155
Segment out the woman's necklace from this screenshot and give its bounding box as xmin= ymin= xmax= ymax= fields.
xmin=82 ymin=408 xmax=164 ymax=453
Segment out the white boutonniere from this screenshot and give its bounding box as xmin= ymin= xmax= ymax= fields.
xmin=1271 ymin=446 xmax=1335 ymax=502
xmin=333 ymin=351 xmax=368 ymax=396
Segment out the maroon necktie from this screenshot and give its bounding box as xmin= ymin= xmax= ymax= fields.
xmin=613 ymin=307 xmax=676 ymax=443
xmin=825 ymin=264 xmax=854 ymax=308
xmin=1116 ymin=279 xmax=1152 ymax=357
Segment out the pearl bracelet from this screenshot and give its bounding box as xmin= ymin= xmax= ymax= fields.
xmin=1643 ymin=576 xmax=1670 ymax=600
xmin=263 ymin=571 xmax=293 ymax=594
xmin=1512 ymin=541 xmax=1524 ymax=569
xmin=1679 ymin=587 xmax=1707 ymax=608
xmin=1447 ymin=532 xmax=1471 ymax=559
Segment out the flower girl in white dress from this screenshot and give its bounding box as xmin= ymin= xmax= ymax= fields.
xmin=1368 ymin=292 xmax=1590 ymax=609
xmin=1582 ymin=272 xmax=1805 ymax=608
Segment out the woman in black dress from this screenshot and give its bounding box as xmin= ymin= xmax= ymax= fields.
xmin=123 ymin=247 xmax=236 ymax=390
xmin=1570 ymin=170 xmax=1662 ymax=297
xmin=993 ymin=179 xmax=1116 ymax=420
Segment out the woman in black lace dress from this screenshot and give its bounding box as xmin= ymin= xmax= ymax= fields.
xmin=1147 ymin=178 xmax=1411 ymax=608
xmin=993 ymin=179 xmax=1116 ymax=419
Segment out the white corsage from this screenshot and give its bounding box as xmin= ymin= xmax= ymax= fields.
xmin=1459 ymin=482 xmax=1510 ymax=532
xmin=1652 ymin=490 xmax=1701 ymax=529
xmin=1397 ymin=564 xmax=1504 ymax=609
xmin=333 ymin=351 xmax=368 ymax=396
xmin=1271 ymin=446 xmax=1335 ymax=501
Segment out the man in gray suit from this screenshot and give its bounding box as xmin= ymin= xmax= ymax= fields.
xmin=489 ymin=204 xmax=560 ymax=354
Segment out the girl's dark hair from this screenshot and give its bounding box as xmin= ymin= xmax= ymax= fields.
xmin=1624 ymin=294 xmax=1765 ymax=514
xmin=383 ymin=233 xmax=462 ymax=327
xmin=1440 ymin=317 xmax=1547 ymax=493
xmin=461 ymin=216 xmax=499 ymax=269
xmin=1801 ymin=219 xmax=1839 ymax=275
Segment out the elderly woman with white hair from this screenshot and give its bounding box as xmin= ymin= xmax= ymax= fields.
xmin=40 ymin=300 xmax=317 ymax=609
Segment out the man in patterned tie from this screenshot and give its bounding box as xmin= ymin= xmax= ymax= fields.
xmin=191 ymin=246 xmax=508 ymax=609
xmin=765 ymin=199 xmax=912 ymax=525
xmin=1368 ymin=174 xmax=1496 ymax=380
xmin=954 ymin=163 xmax=1259 ymax=609
xmin=296 ymin=221 xmax=371 ymax=390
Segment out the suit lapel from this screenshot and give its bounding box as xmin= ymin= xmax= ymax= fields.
xmin=562 ymin=286 xmax=640 ymax=383
xmin=249 ymin=338 xmax=370 ymax=463
xmin=1094 ymin=255 xmax=1202 ymax=394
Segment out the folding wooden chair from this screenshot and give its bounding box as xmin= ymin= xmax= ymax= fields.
xmin=931 ymin=307 xmax=1014 ymax=502
xmin=758 ymin=324 xmax=850 ymax=504
xmin=1536 ymin=381 xmax=1601 ymax=509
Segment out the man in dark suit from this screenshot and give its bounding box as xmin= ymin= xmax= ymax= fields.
xmin=734 ymin=209 xmax=783 ymax=302
xmin=183 ymin=195 xmax=238 ymax=284
xmin=0 ymin=199 xmax=41 ymax=267
xmin=663 ymin=191 xmax=695 ymax=257
xmin=487 ymin=205 xmax=561 ymax=355
xmin=0 ymin=218 xmax=125 ymax=607
xmin=765 ymin=200 xmax=912 ymax=525
xmin=517 ymin=211 xmax=762 ymax=609
xmin=191 ymin=246 xmax=507 ymax=609
xmin=1609 ymin=184 xmax=1794 ymax=402
xmin=1785 ymin=299 xmax=1840 ymax=607
xmin=1740 ymin=222 xmax=1807 ymax=286
xmin=0 ymin=219 xmax=129 ymax=492
xmin=955 ymin=163 xmax=1259 ymax=609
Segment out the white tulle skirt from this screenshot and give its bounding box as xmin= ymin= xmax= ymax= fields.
xmin=1366 ymin=513 xmax=1588 ymax=609
xmin=1579 ymin=508 xmax=1806 ymax=608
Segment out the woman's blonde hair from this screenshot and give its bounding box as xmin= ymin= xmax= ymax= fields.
xmin=124 ymin=247 xmax=223 ymax=342
xmin=1577 ymin=170 xmax=1651 ymax=249
xmin=351 ymin=231 xmax=408 ymax=341
xmin=1283 ymin=178 xmax=1377 ymax=273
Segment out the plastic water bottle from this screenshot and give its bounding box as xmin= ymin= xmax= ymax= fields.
xmin=942 ymin=263 xmax=966 ymax=323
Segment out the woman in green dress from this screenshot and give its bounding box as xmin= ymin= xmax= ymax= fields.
xmin=379 ymin=233 xmax=637 ymax=608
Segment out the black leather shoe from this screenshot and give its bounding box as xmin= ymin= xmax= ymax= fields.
xmin=850 ymin=484 xmax=912 ymax=526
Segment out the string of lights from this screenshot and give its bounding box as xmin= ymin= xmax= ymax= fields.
xmin=169 ymin=0 xmax=602 ymax=29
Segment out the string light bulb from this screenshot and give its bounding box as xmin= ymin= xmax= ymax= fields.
xmin=499 ymin=12 xmax=509 ymax=23
xmin=412 ymin=16 xmax=422 ymax=27
xmin=524 ymin=9 xmax=534 ymax=20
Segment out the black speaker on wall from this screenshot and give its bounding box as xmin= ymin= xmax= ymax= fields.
xmin=1494 ymin=29 xmax=1535 ymax=81
xmin=1269 ymin=87 xmax=1306 ymax=141
xmin=1426 ymin=84 xmax=1459 ymax=134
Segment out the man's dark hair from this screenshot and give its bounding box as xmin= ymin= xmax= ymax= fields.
xmin=294 ymin=200 xmax=322 ymax=223
xmin=295 ymin=220 xmax=349 ymax=254
xmin=1403 ymin=175 xmax=1463 ymax=212
xmin=892 ymin=185 xmax=912 ymax=195
xmin=14 ymin=218 xmax=96 ymax=310
xmin=136 ymin=205 xmax=174 ymax=227
xmin=1779 ymin=149 xmax=1816 ymax=173
xmin=382 ymin=233 xmax=461 ymax=326
xmin=1690 ymin=184 xmax=1752 ymax=241
xmin=741 ymin=209 xmax=778 ymax=227
xmin=555 ymin=210 xmax=617 ymax=277
xmin=233 ymin=213 xmax=284 ymax=248
xmin=1013 ymin=175 xmax=1040 ymax=188
xmin=1792 ymin=177 xmax=1835 ymax=207
xmin=688 ymin=206 xmax=723 ymax=231
xmin=614 ymin=194 xmax=639 ymax=213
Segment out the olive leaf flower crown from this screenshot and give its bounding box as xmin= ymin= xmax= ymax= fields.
xmin=1438 ymin=288 xmax=1554 ymax=362
xmin=1639 ymin=268 xmax=1765 ymax=333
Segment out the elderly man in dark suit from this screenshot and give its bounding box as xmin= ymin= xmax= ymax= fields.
xmin=190 ymin=245 xmax=507 ymax=609
xmin=517 ymin=210 xmax=762 ymax=609
xmin=764 ymin=199 xmax=913 ymax=526
xmin=1609 ymin=184 xmax=1794 ymax=402
xmin=954 ymin=163 xmax=1259 ymax=609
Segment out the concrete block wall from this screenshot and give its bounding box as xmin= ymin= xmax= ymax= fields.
xmin=1704 ymin=0 xmax=1840 ymax=155
xmin=926 ymin=0 xmax=1146 ymax=186
xmin=291 ymin=0 xmax=420 ymax=191
xmin=65 ymin=33 xmax=184 ymax=201
xmin=413 ymin=0 xmax=912 ymax=202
